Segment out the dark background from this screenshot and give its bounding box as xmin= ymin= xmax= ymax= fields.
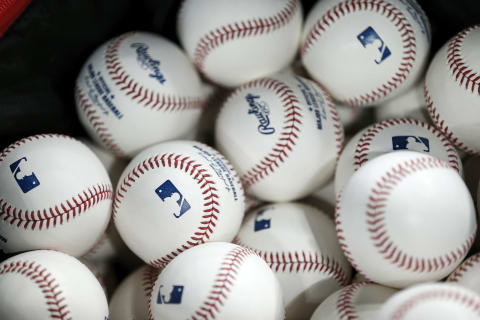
xmin=0 ymin=0 xmax=478 ymax=149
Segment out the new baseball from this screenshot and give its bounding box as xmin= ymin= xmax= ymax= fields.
xmin=215 ymin=73 xmax=344 ymax=202
xmin=75 ymin=31 xmax=205 ymax=157
xmin=113 ymin=140 xmax=245 ymax=268
xmin=234 ymin=202 xmax=352 ymax=320
xmin=447 ymin=253 xmax=480 ymax=295
xmin=149 ymin=242 xmax=284 ymax=320
xmin=0 ymin=250 xmax=108 ymax=319
xmin=336 ymin=151 xmax=476 ymax=288
xmin=310 ymin=281 xmax=398 ymax=320
xmin=109 ymin=264 xmax=160 ymax=320
xmin=177 ymin=0 xmax=303 ymax=87
xmin=425 ymin=24 xmax=480 ymax=154
xmin=334 ymin=118 xmax=462 ymax=195
xmin=0 ymin=134 xmax=112 ymax=257
xmin=301 ymin=0 xmax=431 ymax=106
xmin=377 ymin=283 xmax=480 ymax=319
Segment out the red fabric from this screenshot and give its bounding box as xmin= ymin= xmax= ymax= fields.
xmin=0 ymin=0 xmax=31 ymax=36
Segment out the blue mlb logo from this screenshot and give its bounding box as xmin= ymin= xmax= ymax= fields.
xmin=392 ymin=136 xmax=430 ymax=152
xmin=155 ymin=180 xmax=191 ymax=218
xmin=157 ymin=285 xmax=184 ymax=304
xmin=10 ymin=157 xmax=40 ymax=193
xmin=254 ymin=208 xmax=271 ymax=232
xmin=357 ymin=26 xmax=391 ymax=64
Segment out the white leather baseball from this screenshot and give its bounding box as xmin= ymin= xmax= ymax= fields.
xmin=336 ymin=151 xmax=476 ymax=288
xmin=0 ymin=134 xmax=112 ymax=257
xmin=75 ymin=31 xmax=205 ymax=157
xmin=0 ymin=250 xmax=109 ymax=319
xmin=215 ymin=73 xmax=344 ymax=202
xmin=425 ymin=25 xmax=480 ymax=154
xmin=310 ymin=281 xmax=398 ymax=320
xmin=377 ymin=283 xmax=480 ymax=320
xmin=149 ymin=242 xmax=284 ymax=320
xmin=177 ymin=0 xmax=303 ymax=87
xmin=234 ymin=202 xmax=352 ymax=320
xmin=301 ymin=0 xmax=431 ymax=106
xmin=113 ymin=140 xmax=245 ymax=268
xmin=334 ymin=118 xmax=462 ymax=195
xmin=109 ymin=265 xmax=160 ymax=320
xmin=447 ymin=253 xmax=480 ymax=295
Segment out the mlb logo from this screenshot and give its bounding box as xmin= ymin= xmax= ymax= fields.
xmin=157 ymin=285 xmax=184 ymax=304
xmin=155 ymin=180 xmax=191 ymax=218
xmin=10 ymin=157 xmax=40 ymax=193
xmin=357 ymin=26 xmax=391 ymax=64
xmin=254 ymin=208 xmax=271 ymax=232
xmin=392 ymin=136 xmax=430 ymax=152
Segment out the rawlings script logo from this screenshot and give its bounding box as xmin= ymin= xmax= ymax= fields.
xmin=245 ymin=94 xmax=275 ymax=135
xmin=131 ymin=43 xmax=166 ymax=84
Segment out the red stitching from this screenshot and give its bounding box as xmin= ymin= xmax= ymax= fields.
xmin=190 ymin=0 xmax=299 ymax=73
xmin=0 ymin=183 xmax=112 ymax=231
xmin=113 ymin=152 xmax=220 ymax=268
xmin=189 ymin=246 xmax=258 ymax=320
xmin=352 ymin=118 xmax=461 ymax=172
xmin=446 ymin=25 xmax=480 ymax=95
xmin=143 ymin=266 xmax=161 ymax=320
xmin=301 ymin=0 xmax=417 ymax=106
xmin=366 ymin=157 xmax=475 ymax=272
xmin=425 ymin=82 xmax=478 ymax=155
xmin=82 ymin=232 xmax=108 ymax=258
xmin=233 ymin=237 xmax=349 ymax=285
xmin=0 ymin=134 xmax=76 ymax=163
xmin=336 ymin=282 xmax=370 ymax=320
xmin=391 ymin=287 xmax=480 ymax=319
xmin=447 ymin=253 xmax=480 ymax=283
xmin=0 ymin=260 xmax=72 ymax=319
xmin=75 ymin=86 xmax=126 ymax=157
xmin=105 ymin=32 xmax=204 ymax=111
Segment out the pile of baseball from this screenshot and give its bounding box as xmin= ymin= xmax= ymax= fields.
xmin=1 ymin=0 xmax=480 ymax=319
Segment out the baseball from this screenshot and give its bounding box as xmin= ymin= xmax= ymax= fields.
xmin=113 ymin=140 xmax=245 ymax=268
xmin=336 ymin=151 xmax=476 ymax=288
xmin=0 ymin=250 xmax=108 ymax=319
xmin=377 ymin=283 xmax=480 ymax=319
xmin=0 ymin=134 xmax=112 ymax=257
xmin=149 ymin=242 xmax=284 ymax=320
xmin=75 ymin=31 xmax=205 ymax=157
xmin=425 ymin=24 xmax=480 ymax=154
xmin=234 ymin=202 xmax=352 ymax=320
xmin=334 ymin=118 xmax=462 ymax=195
xmin=301 ymin=0 xmax=431 ymax=106
xmin=109 ymin=264 xmax=160 ymax=320
xmin=310 ymin=281 xmax=398 ymax=320
xmin=215 ymin=73 xmax=344 ymax=202
xmin=447 ymin=253 xmax=480 ymax=295
xmin=177 ymin=0 xmax=303 ymax=87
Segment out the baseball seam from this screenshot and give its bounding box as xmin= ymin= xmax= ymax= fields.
xmin=190 ymin=0 xmax=299 ymax=73
xmin=105 ymin=32 xmax=204 ymax=112
xmin=234 ymin=237 xmax=349 ymax=285
xmin=447 ymin=253 xmax=480 ymax=283
xmin=352 ymin=118 xmax=461 ymax=172
xmin=336 ymin=282 xmax=371 ymax=320
xmin=446 ymin=24 xmax=480 ymax=95
xmin=75 ymin=86 xmax=126 ymax=157
xmin=366 ymin=157 xmax=475 ymax=272
xmin=189 ymin=246 xmax=257 ymax=320
xmin=425 ymin=83 xmax=477 ymax=155
xmin=0 ymin=183 xmax=112 ymax=231
xmin=391 ymin=288 xmax=480 ymax=319
xmin=301 ymin=0 xmax=417 ymax=106
xmin=113 ymin=152 xmax=220 ymax=268
xmin=143 ymin=266 xmax=161 ymax=320
xmin=0 ymin=260 xmax=72 ymax=320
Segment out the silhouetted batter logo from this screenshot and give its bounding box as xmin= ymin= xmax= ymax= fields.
xmin=10 ymin=157 xmax=40 ymax=193
xmin=155 ymin=180 xmax=191 ymax=218
xmin=254 ymin=208 xmax=271 ymax=232
xmin=392 ymin=136 xmax=430 ymax=152
xmin=157 ymin=285 xmax=184 ymax=304
xmin=357 ymin=26 xmax=391 ymax=64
